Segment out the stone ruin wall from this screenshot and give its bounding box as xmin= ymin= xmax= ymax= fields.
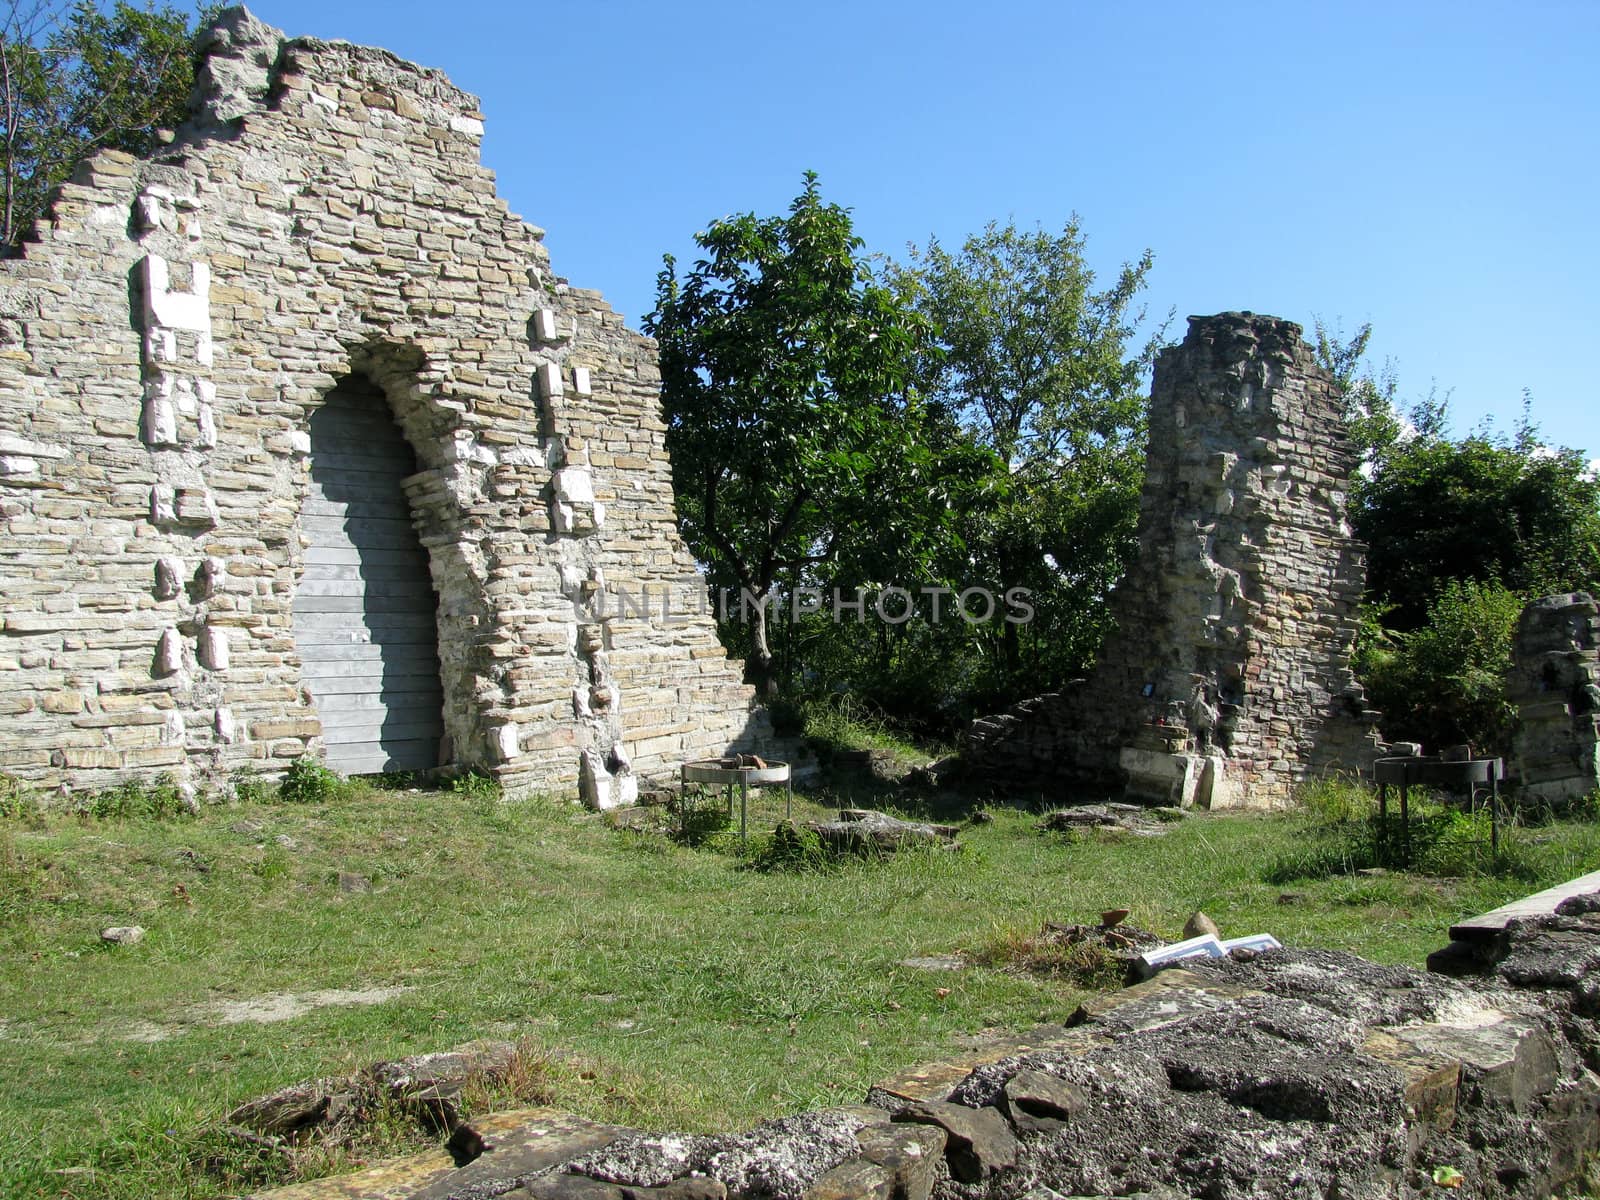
xmin=0 ymin=9 xmax=770 ymax=801
xmin=957 ymin=313 xmax=1383 ymax=808
xmin=1508 ymin=592 xmax=1600 ymax=807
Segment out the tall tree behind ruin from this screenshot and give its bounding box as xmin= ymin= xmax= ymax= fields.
xmin=888 ymin=219 xmax=1166 ymax=699
xmin=1 ymin=0 xmax=201 ymax=248
xmin=646 ymin=173 xmax=985 ymax=694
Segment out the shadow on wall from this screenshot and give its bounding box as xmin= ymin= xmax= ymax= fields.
xmin=292 ymin=374 xmax=446 ymax=775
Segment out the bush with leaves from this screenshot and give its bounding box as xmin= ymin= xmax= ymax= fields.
xmin=277 ymin=756 xmax=345 ymax=805
xmin=1357 ymin=579 xmax=1523 ymax=756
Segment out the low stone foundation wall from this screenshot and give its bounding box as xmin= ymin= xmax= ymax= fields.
xmin=251 ymin=892 xmax=1600 ymax=1200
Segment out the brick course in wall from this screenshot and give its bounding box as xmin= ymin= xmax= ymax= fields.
xmin=0 ymin=8 xmax=769 ymax=800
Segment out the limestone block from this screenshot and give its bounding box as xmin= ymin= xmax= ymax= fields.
xmin=173 ymin=488 xmax=219 ymax=528
xmin=533 ymin=308 xmax=560 ymax=342
xmin=135 ymin=190 xmax=167 ymax=232
xmin=537 ymin=362 xmax=563 ymax=399
xmin=1121 ymin=746 xmax=1203 ymax=807
xmin=154 ymin=556 xmax=184 ymax=600
xmin=197 ymin=625 xmax=229 ymax=671
xmin=491 ymin=723 xmax=520 ymax=762
xmin=553 ymin=467 xmax=594 ymax=505
xmin=572 ymin=367 xmax=591 ymax=395
xmin=141 ymin=255 xmax=212 ymax=335
xmin=0 ymin=435 xmax=65 ymax=462
xmin=155 ymin=628 xmax=182 ymax=675
xmin=161 ymin=710 xmax=186 ymax=747
xmin=195 ymin=557 xmax=224 ymax=598
xmin=141 ymin=390 xmax=179 ymax=447
xmin=215 ymin=706 xmax=235 ymax=743
xmin=578 ymin=749 xmax=635 ymax=810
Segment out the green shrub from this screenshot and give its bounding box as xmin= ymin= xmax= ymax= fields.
xmin=278 ymin=756 xmax=345 ymax=805
xmin=1358 ymin=580 xmax=1523 ymax=756
xmin=0 ymin=774 xmax=38 ymax=821
xmin=748 ymin=820 xmax=831 ymax=872
xmin=667 ymin=786 xmax=732 ymax=847
xmin=78 ymin=774 xmax=191 ymax=821
xmin=1266 ymin=791 xmax=1531 ymax=883
xmin=448 ymin=771 xmax=502 ymax=804
xmin=1295 ymin=776 xmax=1377 ymax=823
xmin=230 ymin=766 xmax=272 ymax=805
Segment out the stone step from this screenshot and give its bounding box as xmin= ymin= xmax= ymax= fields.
xmin=1448 ymin=869 xmax=1600 ymax=944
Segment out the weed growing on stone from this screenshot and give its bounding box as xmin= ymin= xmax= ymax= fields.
xmin=0 ymin=774 xmax=39 ymax=821
xmin=277 ymin=756 xmax=346 ymax=804
xmin=747 ymin=821 xmax=832 ymax=873
xmin=448 ymin=771 xmax=503 ymax=805
xmin=79 ymin=773 xmax=193 ymax=821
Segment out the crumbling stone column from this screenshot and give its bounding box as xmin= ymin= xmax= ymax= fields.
xmin=1507 ymin=593 xmax=1600 ymax=809
xmin=956 ymin=312 xmax=1382 ymax=808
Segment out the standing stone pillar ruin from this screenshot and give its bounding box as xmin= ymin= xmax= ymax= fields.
xmin=955 ymin=312 xmax=1384 ymax=808
xmin=1507 ymin=593 xmax=1600 ymax=809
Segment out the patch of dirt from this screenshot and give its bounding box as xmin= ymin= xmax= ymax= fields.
xmin=105 ymin=985 xmax=412 ymax=1043
xmin=206 ymin=987 xmax=409 ymax=1025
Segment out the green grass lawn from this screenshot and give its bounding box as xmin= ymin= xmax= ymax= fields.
xmin=2 ymin=779 xmax=1597 ymax=1200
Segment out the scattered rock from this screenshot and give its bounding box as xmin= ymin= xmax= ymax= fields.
xmin=1039 ymin=805 xmax=1174 ymax=838
xmin=228 ymin=1075 xmax=361 ymax=1138
xmin=369 ymin=1039 xmax=518 ymax=1129
xmin=631 ymin=1177 xmax=728 ymax=1200
xmin=900 ymin=955 xmax=965 ymax=972
xmin=1182 ymin=910 xmax=1220 ymax=939
xmin=230 ymin=819 xmax=265 ymax=837
xmin=100 ymin=925 xmax=144 ymax=946
xmin=892 ymin=1099 xmax=1018 ymax=1182
xmin=853 ymin=1122 xmax=944 ymax=1200
xmin=521 ymin=1175 xmax=626 ymax=1200
xmin=1000 ymin=1068 xmax=1085 ymax=1135
xmin=1099 ymin=908 xmax=1130 ymax=928
xmin=808 ymin=810 xmax=959 ymax=855
xmin=338 ymin=871 xmax=373 ymax=893
xmin=174 ymin=847 xmax=211 ymax=873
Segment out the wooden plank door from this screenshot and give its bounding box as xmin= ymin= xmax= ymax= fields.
xmin=292 ymin=378 xmax=444 ymax=774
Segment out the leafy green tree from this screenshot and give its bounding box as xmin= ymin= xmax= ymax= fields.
xmin=1311 ymin=318 xmax=1402 ymax=465
xmin=1354 ymin=432 xmax=1600 ymax=632
xmin=645 ymin=173 xmax=986 ymax=692
xmin=889 ymin=218 xmax=1164 ymax=694
xmin=2 ymin=0 xmax=202 ymax=248
xmin=1356 ymin=579 xmax=1523 ymax=754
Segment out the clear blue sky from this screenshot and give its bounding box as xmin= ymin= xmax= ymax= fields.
xmin=249 ymin=0 xmax=1598 ymax=458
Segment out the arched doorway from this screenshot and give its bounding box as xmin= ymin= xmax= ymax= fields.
xmin=292 ymin=375 xmax=445 ymax=774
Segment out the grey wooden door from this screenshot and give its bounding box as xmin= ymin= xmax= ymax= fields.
xmin=292 ymin=378 xmax=444 ymax=774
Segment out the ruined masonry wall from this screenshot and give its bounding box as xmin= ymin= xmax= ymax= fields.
xmin=0 ymin=9 xmax=768 ymax=798
xmin=958 ymin=313 xmax=1382 ymax=807
xmin=1507 ymin=593 xmax=1600 ymax=807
